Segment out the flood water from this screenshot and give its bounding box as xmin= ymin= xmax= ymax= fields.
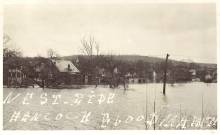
xmin=3 ymin=82 xmax=217 ymax=130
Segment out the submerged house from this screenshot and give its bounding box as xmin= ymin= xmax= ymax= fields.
xmin=4 ymin=57 xmax=81 ymax=87
xmin=51 ymin=59 xmax=81 ymax=85
xmin=34 ymin=59 xmax=81 ymax=86
xmin=7 ymin=66 xmax=26 ymax=87
xmin=3 ymin=57 xmax=29 ymax=87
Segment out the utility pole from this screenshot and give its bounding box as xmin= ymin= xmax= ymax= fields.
xmin=201 ymin=93 xmax=204 ymax=120
xmin=145 ymin=83 xmax=148 ymax=130
xmin=153 ymin=100 xmax=156 ymax=130
xmin=163 ymin=53 xmax=170 ymax=95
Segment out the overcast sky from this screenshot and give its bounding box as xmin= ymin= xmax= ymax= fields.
xmin=4 ymin=3 xmax=216 ymax=63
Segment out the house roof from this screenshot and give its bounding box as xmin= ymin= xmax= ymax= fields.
xmin=52 ymin=59 xmax=80 ymax=74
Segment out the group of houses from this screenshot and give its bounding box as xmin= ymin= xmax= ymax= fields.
xmin=5 ymin=57 xmax=152 ymax=88
xmin=5 ymin=58 xmax=81 ymax=88
xmin=4 ymin=57 xmax=217 ymax=88
xmin=188 ymin=68 xmax=217 ymax=83
xmin=4 ymin=57 xmax=122 ymax=88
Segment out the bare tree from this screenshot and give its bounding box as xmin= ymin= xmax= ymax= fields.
xmin=47 ymin=48 xmax=59 ymax=58
xmin=95 ymin=41 xmax=100 ymax=56
xmin=3 ymin=34 xmax=11 ymax=45
xmin=3 ymin=34 xmax=22 ymax=59
xmin=80 ymin=35 xmax=100 ymax=56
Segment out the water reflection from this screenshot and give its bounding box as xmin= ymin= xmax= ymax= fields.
xmin=3 ymin=82 xmax=217 ymax=130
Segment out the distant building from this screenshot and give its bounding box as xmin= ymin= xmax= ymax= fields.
xmin=129 ymin=78 xmax=139 ymax=83
xmin=189 ymin=69 xmax=196 ymax=76
xmin=127 ymin=72 xmax=147 ymax=84
xmin=204 ymin=73 xmax=212 ymax=83
xmin=212 ymin=70 xmax=217 ymax=82
xmin=189 ymin=69 xmax=200 ymax=82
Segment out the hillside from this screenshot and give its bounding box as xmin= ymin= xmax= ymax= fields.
xmin=63 ymin=55 xmax=166 ymax=63
xmin=62 ymin=54 xmax=216 ymax=69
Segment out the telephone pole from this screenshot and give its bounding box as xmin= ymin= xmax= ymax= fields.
xmin=163 ymin=53 xmax=169 ymax=95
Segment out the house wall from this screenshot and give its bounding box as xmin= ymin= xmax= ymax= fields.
xmin=58 ymin=73 xmax=83 ymax=85
xmin=7 ymin=69 xmax=26 ymax=87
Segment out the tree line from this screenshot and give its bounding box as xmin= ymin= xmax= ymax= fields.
xmin=3 ymin=34 xmax=217 ymax=86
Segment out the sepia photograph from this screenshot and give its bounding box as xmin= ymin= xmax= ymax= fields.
xmin=3 ymin=1 xmax=217 ymax=130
